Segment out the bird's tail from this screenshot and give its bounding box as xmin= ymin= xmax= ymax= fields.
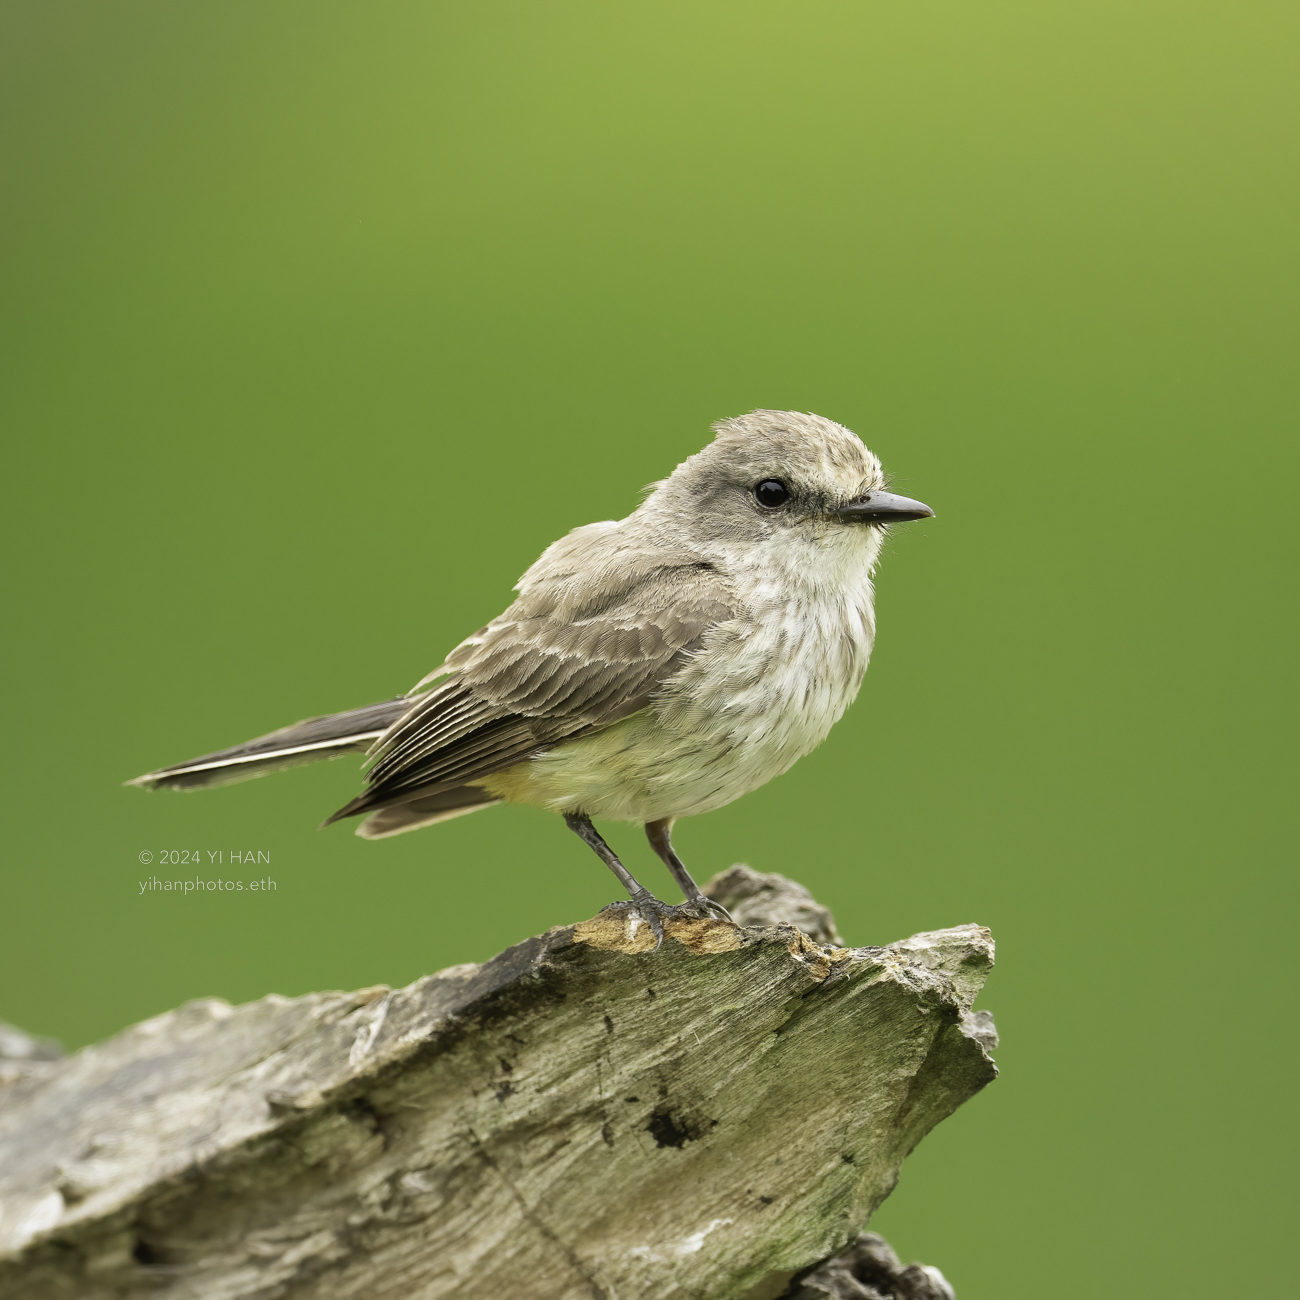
xmin=127 ymin=698 xmax=410 ymax=792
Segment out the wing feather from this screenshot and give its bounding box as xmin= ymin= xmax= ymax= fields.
xmin=325 ymin=545 xmax=736 ymax=825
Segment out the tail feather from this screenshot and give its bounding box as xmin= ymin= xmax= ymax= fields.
xmin=354 ymin=788 xmax=501 ymax=839
xmin=128 ymin=698 xmax=410 ymax=792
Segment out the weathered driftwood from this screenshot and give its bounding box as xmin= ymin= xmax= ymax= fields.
xmin=0 ymin=868 xmax=996 ymax=1300
xmin=789 ymin=1233 xmax=956 ymax=1300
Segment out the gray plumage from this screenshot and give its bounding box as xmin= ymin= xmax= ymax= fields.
xmin=326 ymin=552 xmax=735 ymax=827
xmin=129 ymin=411 xmax=934 ymax=943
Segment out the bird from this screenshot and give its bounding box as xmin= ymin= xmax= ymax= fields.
xmin=130 ymin=410 xmax=934 ymax=945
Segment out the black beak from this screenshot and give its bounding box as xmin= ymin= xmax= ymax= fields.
xmin=834 ymin=490 xmax=935 ymax=525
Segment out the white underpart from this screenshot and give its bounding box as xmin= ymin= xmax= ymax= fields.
xmin=528 ymin=520 xmax=881 ymax=823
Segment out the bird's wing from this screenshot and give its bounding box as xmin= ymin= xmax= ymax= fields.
xmin=326 ymin=529 xmax=736 ymax=822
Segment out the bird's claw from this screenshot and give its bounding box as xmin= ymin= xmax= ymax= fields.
xmin=606 ymin=891 xmax=734 ymax=948
xmin=606 ymin=894 xmax=669 ymax=948
xmin=681 ymin=893 xmax=733 ymax=923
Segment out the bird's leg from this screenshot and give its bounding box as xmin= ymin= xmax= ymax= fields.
xmin=563 ymin=813 xmax=676 ymax=949
xmin=644 ymin=819 xmax=733 ymax=922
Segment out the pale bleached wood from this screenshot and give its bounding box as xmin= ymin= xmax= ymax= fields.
xmin=0 ymin=869 xmax=996 ymax=1300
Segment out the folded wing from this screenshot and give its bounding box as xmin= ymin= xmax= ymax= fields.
xmin=326 ymin=541 xmax=735 ymax=827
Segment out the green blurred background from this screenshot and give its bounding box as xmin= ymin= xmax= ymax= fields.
xmin=1 ymin=1 xmax=1294 ymax=1294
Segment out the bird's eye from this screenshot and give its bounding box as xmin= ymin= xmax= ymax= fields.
xmin=754 ymin=479 xmax=790 ymax=508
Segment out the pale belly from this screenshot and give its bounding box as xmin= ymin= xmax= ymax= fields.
xmin=474 ymin=605 xmax=873 ymax=824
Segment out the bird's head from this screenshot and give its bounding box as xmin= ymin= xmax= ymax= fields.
xmin=643 ymin=410 xmax=933 ymax=561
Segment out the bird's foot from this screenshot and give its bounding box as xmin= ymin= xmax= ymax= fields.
xmin=681 ymin=893 xmax=734 ymax=923
xmin=605 ymin=892 xmax=673 ymax=949
xmin=605 ymin=890 xmax=733 ymax=948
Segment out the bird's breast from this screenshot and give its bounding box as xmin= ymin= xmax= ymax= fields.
xmin=665 ymin=583 xmax=876 ymax=749
xmin=499 ymin=580 xmax=877 ymax=823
